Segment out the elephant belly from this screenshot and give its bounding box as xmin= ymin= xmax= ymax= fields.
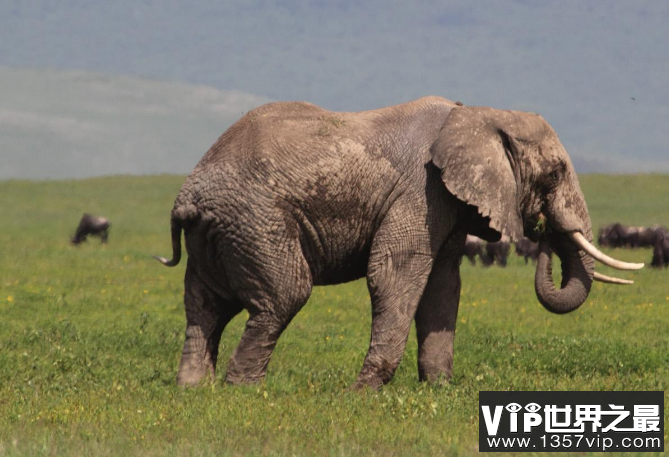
xmin=309 ymin=249 xmax=370 ymax=285
xmin=294 ymin=213 xmax=374 ymax=286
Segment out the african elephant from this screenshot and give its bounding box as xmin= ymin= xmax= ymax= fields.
xmin=156 ymin=97 xmax=642 ymax=389
xmin=71 ymin=213 xmax=110 ymax=245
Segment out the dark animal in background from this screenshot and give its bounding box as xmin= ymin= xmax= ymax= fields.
xmin=71 ymin=213 xmax=110 ymax=245
xmin=651 ymin=232 xmax=669 ymax=268
xmin=462 ymin=235 xmax=484 ymax=265
xmin=514 ymin=237 xmax=540 ymax=264
xmin=598 ymin=223 xmax=634 ymax=248
xmin=481 ymin=235 xmax=511 ymax=267
xmin=639 ymin=225 xmax=668 ymax=248
xmin=598 ymin=223 xmax=667 ymax=249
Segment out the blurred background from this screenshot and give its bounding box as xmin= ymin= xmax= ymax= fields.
xmin=1 ymin=0 xmax=668 ymax=179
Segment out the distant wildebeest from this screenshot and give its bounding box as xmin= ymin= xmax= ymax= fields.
xmin=481 ymin=235 xmax=511 ymax=267
xmin=651 ymin=232 xmax=669 ymax=268
xmin=639 ymin=225 xmax=669 ymax=247
xmin=462 ymin=234 xmax=484 ymax=265
xmin=598 ymin=223 xmax=635 ymax=248
xmin=71 ymin=213 xmax=110 ymax=245
xmin=514 ymin=237 xmax=540 ymax=264
xmin=598 ymin=223 xmax=667 ymax=249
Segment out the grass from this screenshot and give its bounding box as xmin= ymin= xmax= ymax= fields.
xmin=0 ymin=174 xmax=667 ymax=456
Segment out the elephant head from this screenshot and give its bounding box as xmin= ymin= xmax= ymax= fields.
xmin=431 ymin=107 xmax=642 ymax=313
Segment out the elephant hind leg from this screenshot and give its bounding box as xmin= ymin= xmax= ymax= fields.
xmin=224 ymin=237 xmax=313 ymax=385
xmin=177 ymin=264 xmax=243 ymax=387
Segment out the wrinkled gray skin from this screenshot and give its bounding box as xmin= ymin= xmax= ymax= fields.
xmin=71 ymin=213 xmax=110 ymax=245
xmin=157 ymin=97 xmax=595 ymax=388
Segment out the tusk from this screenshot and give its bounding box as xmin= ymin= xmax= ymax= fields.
xmin=593 ymin=271 xmax=634 ymax=285
xmin=569 ymin=232 xmax=644 ymax=271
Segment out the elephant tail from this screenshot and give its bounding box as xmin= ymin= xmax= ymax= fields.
xmin=153 ymin=199 xmax=198 ymax=267
xmin=153 ymin=218 xmax=183 ymax=267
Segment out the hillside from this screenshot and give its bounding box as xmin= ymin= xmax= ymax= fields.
xmin=0 ymin=67 xmax=270 ymax=179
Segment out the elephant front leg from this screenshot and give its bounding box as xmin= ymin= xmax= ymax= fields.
xmin=354 ymin=250 xmax=434 ymax=390
xmin=178 ymin=266 xmax=241 ymax=387
xmin=415 ymin=236 xmax=463 ymax=383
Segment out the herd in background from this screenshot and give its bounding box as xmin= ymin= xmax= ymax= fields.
xmin=462 ymin=234 xmax=538 ymax=267
xmin=598 ymin=223 xmax=669 ymax=269
xmin=68 ymin=213 xmax=668 ymax=270
xmin=463 ymin=222 xmax=669 ymax=269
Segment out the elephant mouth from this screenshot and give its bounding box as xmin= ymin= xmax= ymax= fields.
xmin=534 ymin=229 xmax=643 ymax=314
xmin=522 ymin=213 xmax=548 ymax=243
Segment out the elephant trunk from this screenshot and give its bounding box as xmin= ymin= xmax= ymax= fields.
xmin=534 ymin=233 xmax=595 ymax=314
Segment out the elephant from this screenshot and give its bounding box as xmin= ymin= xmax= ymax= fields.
xmin=71 ymin=213 xmax=110 ymax=245
xmin=480 ymin=235 xmax=511 ymax=267
xmin=462 ymin=235 xmax=484 ymax=265
xmin=514 ymin=237 xmax=540 ymax=264
xmin=155 ymin=97 xmax=642 ymax=389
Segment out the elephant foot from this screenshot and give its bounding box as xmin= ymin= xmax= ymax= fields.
xmin=352 ymin=359 xmax=396 ymax=390
xmin=349 ymin=379 xmax=382 ymax=391
xmin=176 ymin=351 xmax=216 ymax=387
xmin=176 ymin=326 xmax=218 ymax=387
xmin=224 ymin=351 xmax=269 ymax=386
xmin=418 ymin=370 xmax=451 ymax=386
xmin=176 ymin=368 xmax=214 ymax=387
xmin=224 ymin=372 xmax=265 ymax=385
xmin=418 ymin=359 xmax=453 ymax=385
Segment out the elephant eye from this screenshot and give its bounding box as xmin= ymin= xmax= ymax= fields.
xmin=543 ymin=164 xmax=565 ymax=190
xmin=549 ymin=169 xmax=560 ymax=183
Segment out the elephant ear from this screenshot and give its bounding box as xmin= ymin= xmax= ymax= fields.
xmin=431 ymin=106 xmax=532 ymax=242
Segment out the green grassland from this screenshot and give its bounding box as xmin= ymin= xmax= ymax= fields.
xmin=0 ymin=174 xmax=667 ymax=456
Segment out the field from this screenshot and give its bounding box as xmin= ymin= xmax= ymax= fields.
xmin=0 ymin=174 xmax=667 ymax=456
